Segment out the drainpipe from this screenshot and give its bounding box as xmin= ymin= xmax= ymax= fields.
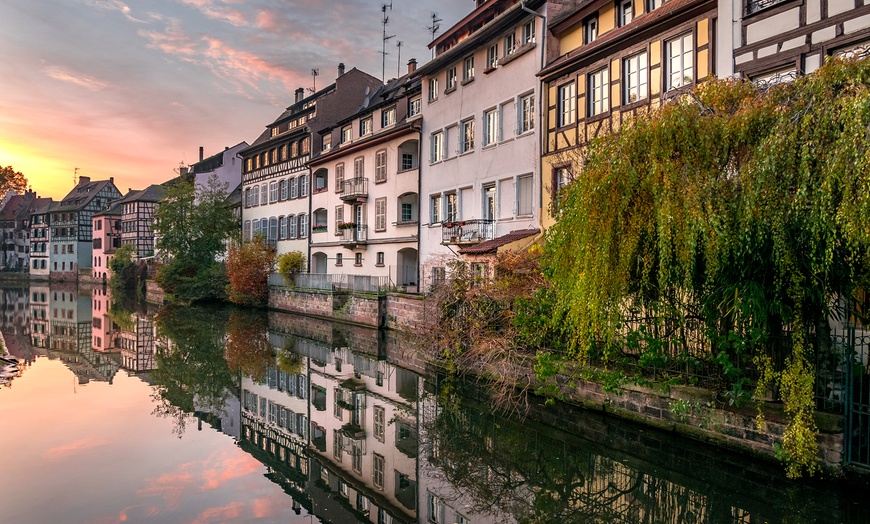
xmin=411 ymin=121 xmax=422 ymax=291
xmin=520 ymin=0 xmax=548 ymax=234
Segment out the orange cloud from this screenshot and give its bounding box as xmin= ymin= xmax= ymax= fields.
xmin=191 ymin=502 xmax=246 ymax=524
xmin=43 ymin=66 xmax=110 ymax=91
xmin=44 ymin=437 xmax=109 ymax=459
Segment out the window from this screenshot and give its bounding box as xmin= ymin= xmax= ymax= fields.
xmin=251 ymin=185 xmax=259 ymax=206
xmin=354 ymin=252 xmax=363 ymax=266
xmin=446 ymin=66 xmax=457 ymax=91
xmin=588 ymin=67 xmax=609 ymax=116
xmin=243 ymin=221 xmax=251 ymax=241
xmin=522 ymin=19 xmax=535 ymax=44
xmin=553 ymin=166 xmax=572 ymax=210
xmin=336 ymin=253 xmax=343 ymax=265
xmin=483 ymin=109 xmax=499 ymax=146
xmin=245 ymin=158 xmax=253 ymax=172
xmin=351 ymin=440 xmax=362 ymax=473
xmin=301 ymin=137 xmax=310 ymax=155
xmin=373 ymin=454 xmax=385 ymax=489
xmin=261 ymin=184 xmax=268 ymax=205
xmin=666 ymin=33 xmax=694 ymax=90
xmin=618 ymin=0 xmax=633 ymax=26
xmin=290 ymin=177 xmax=298 ymax=199
xmin=647 ymin=0 xmax=662 ymax=11
xmin=401 ymin=200 xmax=414 ymax=223
xmin=375 ymin=150 xmax=387 ymax=182
xmin=299 ymin=214 xmax=308 ymax=238
xmin=280 ymin=179 xmax=288 ymax=200
xmin=460 ymin=119 xmax=475 ymax=153
xmin=486 ymin=43 xmax=498 ymax=69
xmin=428 ymin=493 xmax=445 ymax=524
xmin=279 ymin=217 xmax=287 ymax=239
xmin=381 ymin=106 xmax=396 ymax=127
xmin=517 ymin=174 xmax=533 ymax=216
xmin=300 ymin=174 xmax=309 ymax=197
xmin=445 ymin=193 xmax=458 ymax=222
xmin=431 ymin=195 xmax=443 ymax=223
xmin=269 ymin=217 xmax=278 ymax=240
xmin=558 ymin=82 xmax=576 ymax=126
xmin=375 ymin=198 xmax=387 ymax=232
xmin=519 ymin=93 xmax=534 ymax=134
xmin=430 ymin=131 xmax=444 ymax=163
xmin=360 ymin=117 xmax=373 ymax=136
xmin=463 ymin=55 xmax=474 ymax=81
xmin=624 ymin=51 xmax=648 ymax=103
xmin=333 ymin=431 xmax=343 ymax=460
xmin=584 ymin=16 xmax=598 ymax=44
xmin=335 ymin=205 xmax=344 ymax=233
xmin=409 ymin=96 xmax=421 ymax=117
xmin=335 ymin=163 xmax=345 ymax=192
xmin=292 ymin=141 xmax=299 ymax=157
xmin=315 ymin=169 xmax=328 ymax=191
xmin=428 ymin=77 xmax=439 ymax=101
xmin=353 ymin=156 xmax=364 ymax=179
xmin=280 ymin=144 xmax=288 ymax=160
xmin=341 ymin=125 xmax=352 ymax=144
xmin=270 ymin=181 xmax=278 ymax=202
xmin=288 ymin=215 xmax=298 ymax=239
xmin=504 ymin=32 xmax=517 ymax=55
xmin=376 ymin=252 xmax=385 ymax=266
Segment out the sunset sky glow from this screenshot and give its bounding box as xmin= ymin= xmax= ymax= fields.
xmin=0 ymin=0 xmax=468 ymax=199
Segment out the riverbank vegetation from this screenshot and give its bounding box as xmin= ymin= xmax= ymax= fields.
xmin=430 ymin=56 xmax=870 ymax=478
xmin=226 ymin=236 xmax=275 ymax=306
xmin=153 ymin=175 xmax=236 ymax=304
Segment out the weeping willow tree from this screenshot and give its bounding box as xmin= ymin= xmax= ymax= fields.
xmin=544 ymin=56 xmax=870 ymax=477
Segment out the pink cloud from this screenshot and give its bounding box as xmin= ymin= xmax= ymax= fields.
xmin=191 ymin=502 xmax=246 ymax=524
xmin=44 ymin=437 xmax=109 ymax=459
xmin=43 ymin=66 xmax=110 ymax=91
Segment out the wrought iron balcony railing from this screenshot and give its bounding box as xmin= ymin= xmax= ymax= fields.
xmin=441 ymin=218 xmax=494 ymax=244
xmin=340 ymin=177 xmax=368 ymax=202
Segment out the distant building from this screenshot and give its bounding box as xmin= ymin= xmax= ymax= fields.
xmin=240 ymin=64 xmax=382 ymax=257
xmin=309 ymin=71 xmax=422 ymax=288
xmin=49 ymin=176 xmax=122 ymax=280
xmin=116 ymin=185 xmax=166 ymax=259
xmin=191 ymin=142 xmax=249 ymax=196
xmin=29 ymin=199 xmax=54 ymax=278
xmin=91 ymin=202 xmax=122 ymax=282
xmin=0 ymin=191 xmax=49 ymax=271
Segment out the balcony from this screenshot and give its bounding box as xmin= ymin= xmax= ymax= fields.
xmin=441 ymin=219 xmax=494 ymax=245
xmin=340 ymin=177 xmax=368 ymax=202
xmin=340 ymin=225 xmax=367 ymax=248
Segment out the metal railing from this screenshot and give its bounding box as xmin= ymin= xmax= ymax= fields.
xmin=269 ymin=272 xmax=391 ymax=294
xmin=441 ymin=219 xmax=494 ymax=244
xmin=340 ymin=177 xmax=368 ymax=201
xmin=340 ymin=225 xmax=367 ymax=244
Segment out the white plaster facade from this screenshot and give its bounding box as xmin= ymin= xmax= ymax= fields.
xmin=417 ymin=0 xmax=545 ymax=288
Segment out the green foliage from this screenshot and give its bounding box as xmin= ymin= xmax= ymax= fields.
xmin=226 ymin=237 xmax=276 ymax=306
xmin=276 ymin=251 xmax=306 ymax=286
xmin=154 ymin=174 xmax=236 ymax=303
xmin=544 ymin=57 xmax=870 ymax=476
xmin=108 ymin=244 xmax=137 ymax=293
xmin=0 ymin=166 xmax=28 ymax=196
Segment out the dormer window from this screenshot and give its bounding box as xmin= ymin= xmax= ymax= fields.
xmin=522 ymin=20 xmax=535 ymax=45
xmin=584 ymin=16 xmax=598 ymax=44
xmin=360 ymin=117 xmax=373 ymax=137
xmin=382 ymin=106 xmax=396 ymax=127
xmin=341 ymin=125 xmax=352 ymax=144
xmin=504 ymin=32 xmax=516 ymax=56
xmin=618 ymin=0 xmax=633 ymax=26
xmin=271 ymin=127 xmax=279 ymax=137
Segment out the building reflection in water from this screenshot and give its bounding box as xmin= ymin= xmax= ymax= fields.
xmin=3 ymin=281 xmax=867 ymax=523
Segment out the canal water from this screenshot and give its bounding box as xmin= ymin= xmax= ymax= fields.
xmin=1 ymin=281 xmax=868 ymax=524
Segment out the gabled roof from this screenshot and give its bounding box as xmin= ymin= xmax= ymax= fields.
xmin=93 ymin=200 xmax=123 ymax=217
xmin=0 ymin=194 xmax=30 ymax=221
xmin=192 ymin=142 xmax=249 ymax=174
xmin=459 ymin=228 xmax=541 ymax=255
xmin=55 ymin=178 xmax=119 ymax=212
xmin=115 ymin=184 xmax=166 ymax=205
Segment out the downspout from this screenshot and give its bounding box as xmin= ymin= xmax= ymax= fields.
xmin=521 ymin=0 xmax=548 ymax=244
xmin=411 ymin=121 xmax=422 ymax=291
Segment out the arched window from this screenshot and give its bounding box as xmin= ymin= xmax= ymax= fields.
xmin=251 ymin=186 xmax=259 ymax=206
xmin=290 ymin=176 xmax=298 ymax=199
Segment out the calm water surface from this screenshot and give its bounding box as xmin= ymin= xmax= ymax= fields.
xmin=1 ymin=281 xmax=868 ymax=524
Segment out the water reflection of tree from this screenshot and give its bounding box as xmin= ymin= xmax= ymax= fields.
xmin=224 ymin=310 xmax=272 ymax=382
xmin=424 ymin=397 xmax=709 ymax=524
xmin=150 ymin=304 xmax=237 ymax=437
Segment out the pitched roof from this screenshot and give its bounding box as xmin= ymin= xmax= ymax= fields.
xmin=116 ymin=184 xmax=166 ymax=205
xmin=55 ymin=178 xmax=119 ymax=212
xmin=459 ymin=228 xmax=541 ymax=255
xmin=0 ymin=194 xmax=29 ymax=221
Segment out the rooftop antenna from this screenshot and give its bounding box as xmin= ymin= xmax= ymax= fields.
xmin=308 ymin=68 xmax=319 ymax=94
xmin=427 ymin=13 xmax=442 ymax=58
xmin=73 ymin=167 xmax=79 ymax=185
xmin=380 ymin=3 xmax=395 ymax=82
xmin=396 ymin=40 xmax=403 ymax=77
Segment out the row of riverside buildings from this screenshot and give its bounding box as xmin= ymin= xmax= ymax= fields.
xmin=7 ymin=0 xmax=870 ymax=288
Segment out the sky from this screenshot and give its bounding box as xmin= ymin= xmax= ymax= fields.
xmin=0 ymin=0 xmax=470 ymax=200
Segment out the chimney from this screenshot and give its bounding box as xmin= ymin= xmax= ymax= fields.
xmin=338 ymin=63 xmax=345 ymax=77
xmin=79 ymin=176 xmax=90 ymax=185
xmin=407 ymin=58 xmax=417 ymax=74
xmin=110 ymin=177 xmax=114 ymax=183
xmin=295 ymin=87 xmax=304 ymax=103
xmin=199 ymin=146 xmax=204 ymax=162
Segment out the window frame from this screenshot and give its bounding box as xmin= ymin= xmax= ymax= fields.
xmin=623 ymin=51 xmax=648 ymax=104
xmin=519 ymin=93 xmax=534 ymax=134
xmin=463 ymin=55 xmax=475 ymax=82
xmin=483 ymin=108 xmax=499 ymax=147
xmin=557 ymin=82 xmax=576 ymax=127
xmin=665 ymin=32 xmax=694 ymax=91
xmin=588 ymin=67 xmax=610 ymax=117
xmin=460 ymin=118 xmax=475 ymax=153
xmin=430 ymin=131 xmax=444 ymax=163
xmin=375 ymin=149 xmax=388 ymax=183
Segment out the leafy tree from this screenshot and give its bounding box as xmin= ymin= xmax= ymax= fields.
xmin=276 ymin=250 xmax=306 ymax=286
xmin=153 ymin=174 xmax=236 ymax=303
xmin=226 ymin=236 xmax=276 ymax=306
xmin=108 ymin=244 xmax=137 ymax=292
xmin=545 ymin=56 xmax=870 ymax=477
xmin=0 ymin=166 xmax=28 ymax=196
xmin=224 ymin=310 xmax=272 ymax=382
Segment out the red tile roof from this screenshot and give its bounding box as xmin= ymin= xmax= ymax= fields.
xmin=459 ymin=228 xmax=540 ymax=255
